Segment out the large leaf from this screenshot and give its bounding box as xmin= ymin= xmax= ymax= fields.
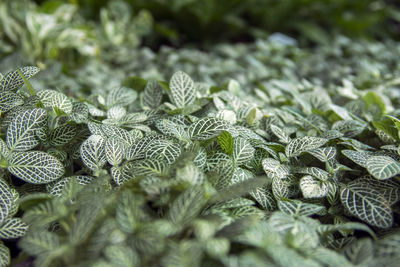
xmin=19 ymin=231 xmax=60 ymax=256
xmin=188 ymin=117 xmax=232 ymax=140
xmin=169 ymin=71 xmax=196 ymax=108
xmin=285 ymin=136 xmax=327 ymax=157
xmin=80 ymin=135 xmax=107 ymax=172
xmin=6 ymin=108 xmax=47 ymax=152
xmin=341 ymin=184 xmax=393 ymax=228
xmin=8 ymin=151 xmax=65 ymax=184
xmin=0 ymin=218 xmax=28 ymax=239
xmin=0 ymin=66 xmax=40 ymax=92
xmin=37 ymin=90 xmax=73 ymax=114
xmin=366 ymin=155 xmax=400 ymax=180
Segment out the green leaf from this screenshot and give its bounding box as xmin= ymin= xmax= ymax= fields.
xmin=0 ymin=242 xmax=10 ymax=267
xmin=366 ymin=155 xmax=400 ymax=180
xmin=0 ymin=179 xmax=14 ymax=224
xmin=142 ymin=80 xmax=163 ymax=109
xmin=307 ymin=147 xmax=336 ymax=162
xmin=168 ymin=186 xmax=206 ymax=226
xmin=217 ymin=131 xmax=234 ymax=155
xmin=80 ymin=135 xmax=107 ymax=172
xmin=19 ymin=231 xmax=60 ymax=256
xmin=0 ymin=218 xmax=28 ymax=239
xmin=0 ymin=66 xmax=40 ymax=92
xmin=8 ymin=151 xmax=64 ymax=184
xmin=262 ymin=158 xmax=289 ymax=179
xmin=278 ymin=199 xmax=326 ymax=216
xmin=270 ymin=124 xmax=291 ymax=144
xmin=343 ymin=238 xmax=374 ymax=265
xmin=169 ymin=71 xmax=196 ymax=108
xmin=285 ymin=136 xmax=327 ymax=157
xmin=363 ymin=91 xmax=386 ymax=114
xmin=0 ymin=91 xmax=23 ymax=112
xmin=233 ymin=137 xmax=255 ymax=165
xmin=341 ymin=184 xmax=393 ymax=228
xmin=342 ymin=150 xmax=374 ymax=168
xmin=122 ymin=159 xmax=168 ymax=180
xmin=37 ymin=90 xmax=73 ymax=114
xmin=105 ymin=245 xmax=139 ymax=267
xmin=250 ymin=187 xmax=276 ymax=211
xmin=156 ymin=119 xmax=190 ymax=142
xmin=357 ymin=175 xmax=400 ymax=204
xmin=6 ymin=108 xmax=47 ymax=152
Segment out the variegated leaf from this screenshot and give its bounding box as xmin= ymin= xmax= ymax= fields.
xmin=0 ymin=91 xmax=23 ymax=112
xmin=308 ymin=147 xmax=337 ymax=162
xmin=155 ymin=119 xmax=190 ymax=142
xmin=0 ymin=66 xmax=40 ymax=92
xmin=6 ymin=108 xmax=47 ymax=152
xmin=142 ymin=80 xmax=163 ymax=109
xmin=366 ymin=155 xmax=400 ymax=180
xmin=0 ymin=218 xmax=28 ymax=239
xmin=342 ymin=150 xmax=374 ymax=168
xmin=285 ymin=136 xmax=327 ymax=157
xmin=341 ymin=184 xmax=393 ymax=228
xmin=233 ymin=137 xmax=255 ymax=165
xmin=300 ymin=175 xmax=329 ymax=198
xmin=105 ymin=137 xmax=125 ymax=166
xmin=48 ymin=124 xmax=77 ymax=147
xmin=0 ymin=242 xmax=10 ymax=267
xmin=262 ymin=158 xmax=289 ymax=179
xmin=169 ymin=71 xmax=196 ymax=108
xmin=188 ymin=117 xmax=232 ymax=140
xmin=106 ymin=87 xmax=137 ymax=108
xmin=278 ymin=199 xmax=326 ymax=216
xmin=0 ymin=179 xmax=13 ymax=224
xmin=80 ymin=135 xmax=107 ymax=172
xmin=37 ymin=90 xmax=73 ymax=114
xmin=121 ymin=159 xmax=168 ymax=180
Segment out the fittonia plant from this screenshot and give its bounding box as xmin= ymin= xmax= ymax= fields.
xmin=0 ymin=64 xmax=399 ymax=266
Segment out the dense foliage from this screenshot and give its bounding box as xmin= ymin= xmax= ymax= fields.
xmin=1 ymin=0 xmax=400 ymax=266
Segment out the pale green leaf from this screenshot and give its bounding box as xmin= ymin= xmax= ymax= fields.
xmin=0 ymin=179 xmax=13 ymax=224
xmin=169 ymin=71 xmax=196 ymax=108
xmin=188 ymin=117 xmax=232 ymax=140
xmin=233 ymin=137 xmax=255 ymax=165
xmin=300 ymin=175 xmax=329 ymax=198
xmin=106 ymin=87 xmax=137 ymax=108
xmin=0 ymin=218 xmax=28 ymax=239
xmin=37 ymin=90 xmax=73 ymax=114
xmin=0 ymin=66 xmax=40 ymax=92
xmin=0 ymin=243 xmax=10 ymax=267
xmin=366 ymin=155 xmax=400 ymax=180
xmin=285 ymin=136 xmax=327 ymax=157
xmin=80 ymin=135 xmax=106 ymax=172
xmin=0 ymin=91 xmax=23 ymax=112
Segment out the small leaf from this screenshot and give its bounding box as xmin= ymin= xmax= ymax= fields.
xmin=285 ymin=136 xmax=327 ymax=157
xmin=278 ymin=199 xmax=326 ymax=216
xmin=106 ymin=87 xmax=137 ymax=108
xmin=8 ymin=151 xmax=65 ymax=184
xmin=156 ymin=119 xmax=190 ymax=142
xmin=48 ymin=124 xmax=77 ymax=147
xmin=366 ymin=155 xmax=400 ymax=180
xmin=142 ymin=80 xmax=163 ymax=109
xmin=105 ymin=245 xmax=139 ymax=267
xmin=0 ymin=242 xmax=10 ymax=267
xmin=145 ymin=139 xmax=181 ymax=164
xmin=262 ymin=158 xmax=289 ymax=179
xmin=0 ymin=91 xmax=24 ymax=112
xmin=308 ymin=147 xmax=336 ymax=162
xmin=270 ymin=124 xmax=291 ymax=143
xmin=342 ymin=150 xmax=374 ymax=168
xmin=218 ymin=131 xmax=234 ymax=155
xmin=105 ymin=137 xmax=125 ymax=166
xmin=0 ymin=179 xmax=14 ymax=224
xmin=19 ymin=231 xmax=60 ymax=256
xmin=300 ymin=175 xmax=329 ymax=198
xmin=341 ymin=184 xmax=393 ymax=228
xmin=169 ymin=71 xmax=196 ymax=108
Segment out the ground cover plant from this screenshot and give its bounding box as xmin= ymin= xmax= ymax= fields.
xmin=1 ymin=0 xmax=400 ymax=267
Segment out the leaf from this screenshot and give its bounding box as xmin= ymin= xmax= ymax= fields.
xmin=105 ymin=137 xmax=125 ymax=166
xmin=80 ymin=135 xmax=107 ymax=172
xmin=342 ymin=150 xmax=374 ymax=168
xmin=250 ymin=187 xmax=276 ymax=211
xmin=169 ymin=71 xmax=196 ymax=108
xmin=0 ymin=66 xmax=40 ymax=92
xmin=357 ymin=175 xmax=400 ymax=204
xmin=262 ymin=158 xmax=289 ymax=179
xmin=19 ymin=231 xmax=60 ymax=256
xmin=285 ymin=136 xmax=327 ymax=157
xmin=340 ymin=184 xmax=393 ymax=228
xmin=0 ymin=243 xmax=10 ymax=267
xmin=107 ymin=105 xmax=126 ymax=120
xmin=106 ymin=87 xmax=137 ymax=108
xmin=307 ymin=147 xmax=336 ymax=162
xmin=48 ymin=124 xmax=77 ymax=147
xmin=188 ymin=117 xmax=232 ymax=140
xmin=37 ymin=90 xmax=73 ymax=114
xmin=0 ymin=91 xmax=23 ymax=112
xmin=0 ymin=179 xmax=14 ymax=224
xmin=6 ymin=108 xmax=47 ymax=152
xmin=300 ymin=175 xmax=329 ymax=198
xmin=145 ymin=139 xmax=182 ymax=164
xmin=366 ymin=155 xmax=400 ymax=180
xmin=233 ymin=137 xmax=255 ymax=165
xmin=343 ymin=238 xmax=374 ymax=265
xmin=8 ymin=151 xmax=65 ymax=184
xmin=0 ymin=218 xmax=28 ymax=239
xmin=156 ymin=119 xmax=190 ymax=142
xmin=278 ymin=199 xmax=326 ymax=216
xmin=270 ymin=124 xmax=291 ymax=143
xmin=142 ymin=80 xmax=163 ymax=109
xmin=105 ymin=245 xmax=139 ymax=267
xmin=217 ymin=131 xmax=234 ymax=155
xmin=168 ymin=186 xmax=206 ymax=225
xmin=122 ymin=159 xmax=168 ymax=180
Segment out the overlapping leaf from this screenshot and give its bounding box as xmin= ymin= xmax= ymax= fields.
xmin=169 ymin=71 xmax=196 ymax=108
xmin=285 ymin=136 xmax=327 ymax=157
